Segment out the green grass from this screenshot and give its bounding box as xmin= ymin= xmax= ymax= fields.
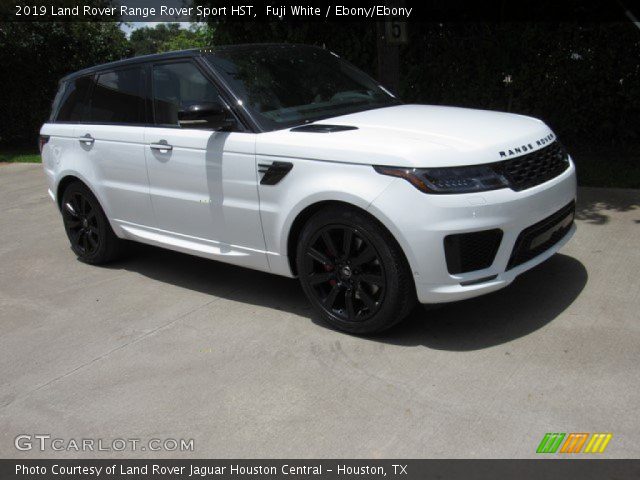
xmin=0 ymin=148 xmax=41 ymax=163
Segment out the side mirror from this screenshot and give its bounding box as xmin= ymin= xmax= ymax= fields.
xmin=178 ymin=102 xmax=236 ymax=130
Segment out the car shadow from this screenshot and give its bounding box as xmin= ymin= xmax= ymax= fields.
xmin=379 ymin=254 xmax=587 ymax=350
xmin=107 ymin=245 xmax=587 ymax=351
xmin=576 ymin=187 xmax=640 ymax=225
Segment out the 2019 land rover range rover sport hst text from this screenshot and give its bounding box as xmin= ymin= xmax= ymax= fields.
xmin=40 ymin=44 xmax=577 ymax=334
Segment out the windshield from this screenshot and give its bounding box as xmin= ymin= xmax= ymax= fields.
xmin=205 ymin=45 xmax=400 ymax=131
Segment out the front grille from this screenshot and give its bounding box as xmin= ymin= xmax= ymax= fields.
xmin=496 ymin=142 xmax=570 ymax=191
xmin=507 ymin=201 xmax=575 ymax=270
xmin=444 ymin=229 xmax=503 ymax=274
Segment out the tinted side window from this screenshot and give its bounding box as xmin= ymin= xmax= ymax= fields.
xmin=55 ymin=76 xmax=92 ymax=122
xmin=89 ymin=67 xmax=146 ymax=124
xmin=153 ymin=62 xmax=221 ymax=126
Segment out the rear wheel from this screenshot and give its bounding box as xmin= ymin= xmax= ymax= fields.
xmin=60 ymin=182 xmax=123 ymax=264
xmin=296 ymin=206 xmax=415 ymax=334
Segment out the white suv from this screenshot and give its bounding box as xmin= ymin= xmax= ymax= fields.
xmin=40 ymin=44 xmax=577 ymax=334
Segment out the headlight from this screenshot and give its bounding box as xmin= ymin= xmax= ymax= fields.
xmin=374 ymin=164 xmax=509 ymax=194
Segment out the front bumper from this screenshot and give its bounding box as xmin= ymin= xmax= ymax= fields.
xmin=368 ymin=158 xmax=577 ymax=303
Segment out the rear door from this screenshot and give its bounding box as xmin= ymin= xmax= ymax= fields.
xmin=77 ymin=66 xmax=154 ymax=227
xmin=144 ymin=60 xmax=268 ymax=270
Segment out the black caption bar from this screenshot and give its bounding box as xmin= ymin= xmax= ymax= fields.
xmin=0 ymin=0 xmax=634 ymax=22
xmin=1 ymin=460 xmax=639 ymax=480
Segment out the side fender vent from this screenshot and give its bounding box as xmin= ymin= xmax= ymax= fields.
xmin=258 ymin=161 xmax=294 ymax=185
xmin=290 ymin=124 xmax=358 ymax=133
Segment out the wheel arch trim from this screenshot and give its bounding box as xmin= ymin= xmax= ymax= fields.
xmin=283 ymin=194 xmax=414 ymax=280
xmin=54 ymin=171 xmax=119 ymax=236
xmin=56 ymin=171 xmax=101 ymax=209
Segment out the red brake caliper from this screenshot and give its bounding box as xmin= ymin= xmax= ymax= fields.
xmin=324 ymin=250 xmax=336 ymax=286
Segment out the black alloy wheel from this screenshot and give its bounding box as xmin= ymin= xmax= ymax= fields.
xmin=302 ymin=224 xmax=386 ymax=322
xmin=297 ymin=206 xmax=415 ymax=334
xmin=60 ymin=181 xmax=123 ymax=264
xmin=62 ymin=191 xmax=100 ymax=257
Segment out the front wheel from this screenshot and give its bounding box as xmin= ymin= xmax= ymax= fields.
xmin=296 ymin=206 xmax=416 ymax=334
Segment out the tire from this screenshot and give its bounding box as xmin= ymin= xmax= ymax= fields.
xmin=60 ymin=181 xmax=123 ymax=265
xmin=296 ymin=205 xmax=416 ymax=334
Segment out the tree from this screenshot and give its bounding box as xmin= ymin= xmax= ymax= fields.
xmin=162 ymin=24 xmax=209 ymax=52
xmin=128 ymin=23 xmax=209 ymax=56
xmin=0 ymin=22 xmax=131 ymax=147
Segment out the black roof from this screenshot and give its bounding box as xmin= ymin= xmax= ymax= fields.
xmin=61 ymin=43 xmax=323 ymax=81
xmin=62 ymin=49 xmax=199 ymax=81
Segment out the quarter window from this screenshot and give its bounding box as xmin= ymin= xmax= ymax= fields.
xmin=89 ymin=67 xmax=146 ymax=124
xmin=54 ymin=76 xmax=92 ymax=122
xmin=152 ymin=62 xmax=222 ymax=126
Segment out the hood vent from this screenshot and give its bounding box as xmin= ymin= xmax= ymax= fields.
xmin=290 ymin=124 xmax=358 ymax=133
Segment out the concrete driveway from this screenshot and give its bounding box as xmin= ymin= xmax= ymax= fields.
xmin=0 ymin=163 xmax=638 ymax=458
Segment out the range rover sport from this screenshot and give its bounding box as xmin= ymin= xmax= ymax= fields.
xmin=40 ymin=44 xmax=577 ymax=334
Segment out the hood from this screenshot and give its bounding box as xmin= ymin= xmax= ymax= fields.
xmin=256 ymin=104 xmax=556 ymax=168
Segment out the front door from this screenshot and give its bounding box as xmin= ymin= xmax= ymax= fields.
xmin=144 ymin=60 xmax=268 ymax=271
